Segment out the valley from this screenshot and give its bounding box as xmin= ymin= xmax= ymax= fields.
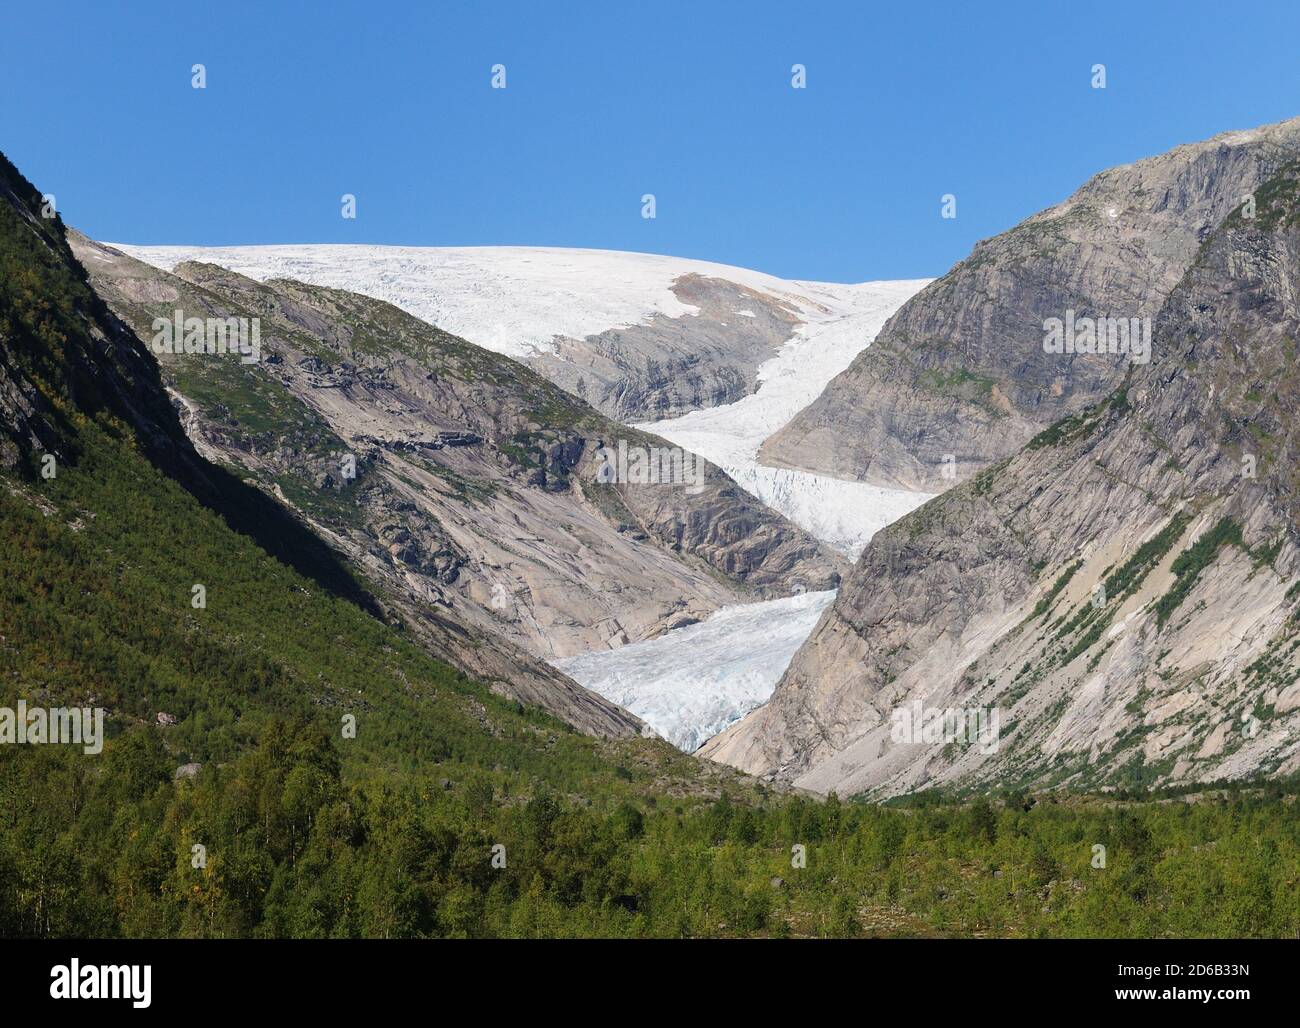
xmin=2 ymin=106 xmax=1300 ymax=951
xmin=110 ymin=242 xmax=934 ymax=752
xmin=95 ymin=119 xmax=1300 ymax=794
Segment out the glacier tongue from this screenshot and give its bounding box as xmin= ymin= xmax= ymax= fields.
xmin=553 ymin=591 xmax=836 ymax=751
xmin=560 ymin=277 xmax=934 ymax=749
xmin=636 ymin=278 xmax=932 ymax=557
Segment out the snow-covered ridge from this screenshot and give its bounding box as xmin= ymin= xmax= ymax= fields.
xmin=111 ymin=243 xmax=856 ymax=359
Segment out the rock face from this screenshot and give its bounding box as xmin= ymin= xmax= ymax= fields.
xmin=704 ymin=156 xmax=1300 ymax=797
xmin=0 ymin=153 xmax=221 ymax=488
xmin=761 ymin=116 xmax=1300 ymax=490
xmin=72 ymin=236 xmax=843 ymax=679
xmin=528 ymin=273 xmax=803 ymax=421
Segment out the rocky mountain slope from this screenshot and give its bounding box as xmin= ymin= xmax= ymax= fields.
xmin=114 ymin=244 xmax=870 ymax=423
xmin=0 ymin=156 xmax=191 ymax=477
xmin=762 ymin=116 xmax=1300 ymax=490
xmin=72 ymin=236 xmax=843 ymax=676
xmin=705 ymin=157 xmax=1300 ymax=797
xmin=0 ymin=150 xmax=643 ymax=739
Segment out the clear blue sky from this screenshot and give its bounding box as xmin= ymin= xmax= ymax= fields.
xmin=4 ymin=0 xmax=1299 ymax=282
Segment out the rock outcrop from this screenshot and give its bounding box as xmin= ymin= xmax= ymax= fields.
xmin=529 ymin=273 xmax=804 ymax=421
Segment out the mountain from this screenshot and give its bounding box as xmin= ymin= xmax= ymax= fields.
xmin=761 ymin=117 xmax=1300 ymax=490
xmin=6 ymin=147 xmax=1300 ymax=941
xmin=71 ymin=237 xmax=843 ymax=672
xmin=114 ymin=244 xmax=886 ymax=424
xmin=704 ymin=153 xmax=1300 ymax=797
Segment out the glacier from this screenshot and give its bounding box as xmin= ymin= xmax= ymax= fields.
xmin=554 ymin=590 xmax=837 ymax=751
xmin=570 ymin=279 xmax=934 ymax=745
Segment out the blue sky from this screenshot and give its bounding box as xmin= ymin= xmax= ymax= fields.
xmin=4 ymin=0 xmax=1299 ymax=282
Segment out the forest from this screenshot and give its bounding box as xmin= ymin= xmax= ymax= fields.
xmin=0 ymin=429 xmax=1297 ymax=938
